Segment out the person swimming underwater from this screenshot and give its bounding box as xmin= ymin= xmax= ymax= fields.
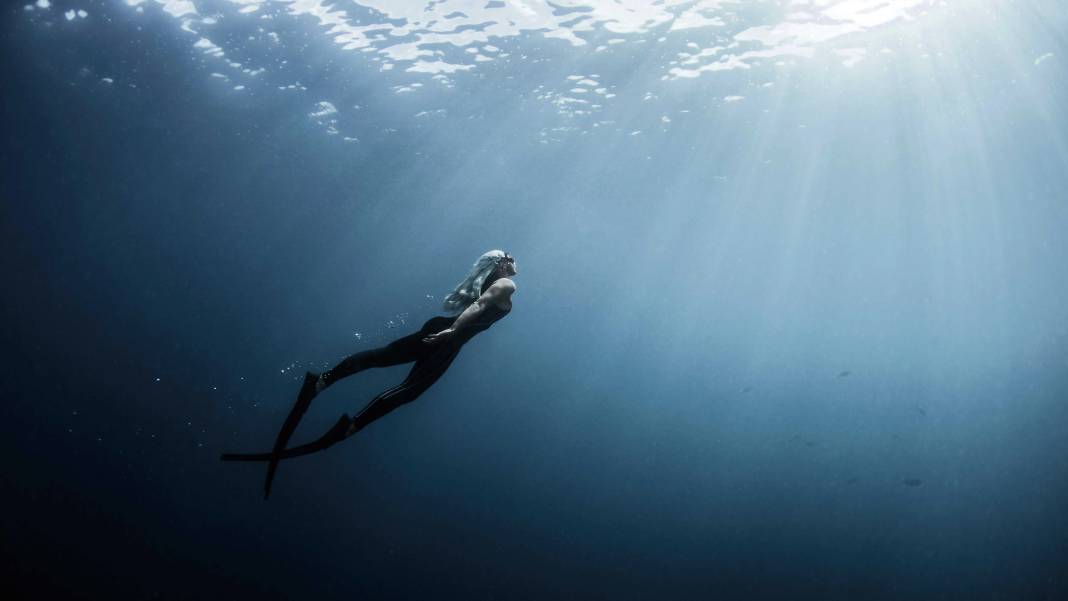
xmin=221 ymin=249 xmax=518 ymax=499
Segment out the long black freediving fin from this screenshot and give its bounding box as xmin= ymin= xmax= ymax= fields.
xmin=220 ymin=413 xmax=352 ymax=464
xmin=259 ymin=372 xmax=321 ymax=499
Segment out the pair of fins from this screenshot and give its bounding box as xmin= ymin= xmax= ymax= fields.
xmin=220 ymin=372 xmax=349 ymax=499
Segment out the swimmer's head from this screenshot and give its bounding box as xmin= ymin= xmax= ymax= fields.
xmin=441 ymin=249 xmax=517 ymax=315
xmin=497 ymin=252 xmax=518 ymax=276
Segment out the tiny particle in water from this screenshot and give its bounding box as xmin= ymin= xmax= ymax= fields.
xmin=903 ymin=478 xmax=923 ymax=487
xmin=156 ymin=377 xmax=161 ymax=382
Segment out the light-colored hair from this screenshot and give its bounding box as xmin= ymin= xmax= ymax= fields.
xmin=442 ymin=250 xmax=508 ymax=316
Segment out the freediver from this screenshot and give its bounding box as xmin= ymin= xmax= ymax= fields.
xmin=221 ymin=250 xmax=518 ymax=499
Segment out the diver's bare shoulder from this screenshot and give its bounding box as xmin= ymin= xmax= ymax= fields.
xmin=489 ymin=278 xmax=516 ymax=310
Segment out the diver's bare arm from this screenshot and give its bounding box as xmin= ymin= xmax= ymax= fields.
xmin=452 ymin=281 xmax=514 ymax=331
xmin=449 ymin=298 xmax=486 ymax=332
xmin=423 ymin=281 xmax=511 ymax=344
xmin=422 ymin=302 xmax=483 ymax=344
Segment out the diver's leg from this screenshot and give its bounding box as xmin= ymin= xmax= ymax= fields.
xmin=219 ymin=349 xmax=461 ymax=466
xmin=319 ymin=343 xmax=417 ymax=387
xmin=345 ymin=345 xmax=462 ymax=437
xmin=262 ymin=342 xmax=434 ymax=498
xmin=261 ymin=319 xmax=448 ymax=498
xmin=319 ymin=317 xmax=453 ymax=389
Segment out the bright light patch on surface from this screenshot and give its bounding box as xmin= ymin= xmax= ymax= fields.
xmin=1034 ymin=52 xmax=1054 ymax=66
xmin=836 ymin=47 xmax=867 ymax=67
xmin=193 ymin=37 xmax=224 ymax=58
xmin=308 ymin=101 xmax=337 ymax=119
xmin=157 ymin=0 xmax=197 ymax=19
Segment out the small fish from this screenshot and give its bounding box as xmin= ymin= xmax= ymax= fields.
xmin=741 ymin=386 xmax=752 ymax=393
xmin=837 ymin=370 xmax=852 ymax=378
xmin=914 ymin=406 xmax=927 ymax=416
xmin=805 ymin=440 xmax=816 ymax=448
xmin=902 ymin=478 xmax=923 ymax=487
xmin=846 ymin=477 xmax=860 ymax=485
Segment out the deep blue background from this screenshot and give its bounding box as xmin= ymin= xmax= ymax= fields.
xmin=4 ymin=2 xmax=1068 ymax=599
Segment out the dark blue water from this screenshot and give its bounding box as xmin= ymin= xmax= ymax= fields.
xmin=4 ymin=1 xmax=1068 ymax=599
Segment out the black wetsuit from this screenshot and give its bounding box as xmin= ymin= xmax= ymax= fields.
xmin=220 ymin=275 xmax=510 ymax=494
xmin=320 ymin=275 xmax=511 ymax=435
